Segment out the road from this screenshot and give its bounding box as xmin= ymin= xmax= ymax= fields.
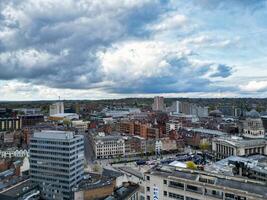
xmin=81 ymin=132 xmax=95 ymax=164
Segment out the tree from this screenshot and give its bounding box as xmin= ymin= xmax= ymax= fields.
xmin=63 ymin=118 xmax=71 ymax=127
xmin=92 ymin=164 xmax=102 ymax=173
xmin=199 ymin=141 xmax=210 ymax=151
xmin=186 ymin=161 xmax=197 ymax=170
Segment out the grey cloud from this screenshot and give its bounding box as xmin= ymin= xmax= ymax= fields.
xmin=0 ymin=0 xmax=234 ymax=94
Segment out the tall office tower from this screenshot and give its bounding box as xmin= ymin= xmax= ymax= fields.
xmin=30 ymin=130 xmax=84 ymax=200
xmin=169 ymin=101 xmax=181 ymax=115
xmin=49 ymin=102 xmax=64 ymax=116
xmin=152 ymin=96 xmax=166 ymax=111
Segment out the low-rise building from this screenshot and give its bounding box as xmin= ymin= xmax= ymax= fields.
xmin=20 ymin=114 xmax=44 ymax=127
xmin=212 ymin=136 xmax=267 ymax=158
xmin=0 ymin=117 xmax=22 ymax=131
xmin=0 ymin=149 xmax=28 ymax=158
xmin=72 ymin=120 xmax=89 ymax=132
xmin=93 ymin=134 xmax=125 ymax=159
xmin=206 ymin=155 xmax=267 ymax=182
xmin=103 ymin=182 xmax=140 ymax=200
xmin=74 ymin=169 xmax=124 ymax=200
xmin=166 ymin=121 xmax=182 ymax=134
xmin=0 ymin=180 xmax=40 ymax=200
xmin=144 ymin=165 xmax=267 ymax=200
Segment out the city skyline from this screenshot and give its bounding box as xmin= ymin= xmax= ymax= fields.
xmin=0 ymin=0 xmax=267 ymax=100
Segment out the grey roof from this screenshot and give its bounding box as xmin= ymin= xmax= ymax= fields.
xmin=0 ymin=180 xmax=38 ymax=198
xmin=190 ymin=128 xmax=227 ymax=136
xmin=95 ymin=135 xmax=124 ymax=141
xmin=214 ymin=137 xmax=266 ymax=147
xmin=147 ymin=165 xmax=267 ymax=198
xmin=246 ymin=109 xmax=261 ymax=118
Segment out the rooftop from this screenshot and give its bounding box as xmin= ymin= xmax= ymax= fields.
xmin=147 ymin=165 xmax=267 ymax=199
xmin=76 ymin=169 xmax=123 ymax=191
xmin=189 ymin=128 xmax=227 ymax=136
xmin=214 ymin=136 xmax=266 ymax=147
xmin=33 ymin=130 xmax=74 ymax=139
xmin=0 ymin=180 xmax=38 ymax=200
xmin=103 ymin=182 xmax=139 ymax=200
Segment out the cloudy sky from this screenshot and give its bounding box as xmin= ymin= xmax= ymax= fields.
xmin=0 ymin=0 xmax=267 ymax=100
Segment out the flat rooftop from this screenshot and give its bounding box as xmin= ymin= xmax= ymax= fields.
xmin=188 ymin=128 xmax=227 ymax=136
xmin=214 ymin=136 xmax=266 ymax=147
xmin=0 ymin=180 xmax=38 ymax=199
xmin=147 ymin=165 xmax=267 ymax=199
xmin=33 ymin=130 xmax=74 ymax=139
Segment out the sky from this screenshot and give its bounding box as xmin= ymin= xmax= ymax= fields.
xmin=0 ymin=0 xmax=267 ymax=100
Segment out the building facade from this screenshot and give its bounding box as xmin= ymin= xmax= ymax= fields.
xmin=49 ymin=102 xmax=64 ymax=116
xmin=152 ymin=96 xmax=166 ymax=112
xmin=0 ymin=117 xmax=22 ymax=131
xmin=30 ymin=130 xmax=84 ymax=200
xmin=212 ymin=136 xmax=267 ymax=158
xmin=93 ymin=135 xmax=125 ymax=159
xmin=144 ymin=165 xmax=267 ymax=200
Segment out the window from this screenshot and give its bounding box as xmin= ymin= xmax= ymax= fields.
xmin=163 ymin=179 xmax=167 ymax=184
xmin=146 ymin=187 xmax=150 ymax=192
xmin=186 ymin=185 xmax=201 ymax=193
xmin=169 ymin=181 xmax=184 ymax=189
xmin=164 ymin=191 xmax=167 ymax=196
xmin=169 ymin=192 xmax=184 ymax=200
xmin=146 ymin=176 xmax=150 ymax=181
xmin=186 ymin=197 xmax=199 ymax=200
xmin=146 ymin=195 xmax=150 ymax=200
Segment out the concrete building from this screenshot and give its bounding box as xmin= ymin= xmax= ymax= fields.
xmin=49 ymin=102 xmax=64 ymax=116
xmin=103 ymin=182 xmax=140 ymax=200
xmin=206 ymin=155 xmax=267 ymax=182
xmin=29 ymin=130 xmax=84 ymax=200
xmin=166 ymin=120 xmax=182 ymax=134
xmin=0 ymin=117 xmax=22 ymax=131
xmin=93 ymin=134 xmax=125 ymax=159
xmin=0 ymin=180 xmax=40 ymax=200
xmin=144 ymin=165 xmax=267 ymax=200
xmin=152 ymin=96 xmax=166 ymax=112
xmin=212 ymin=136 xmax=267 ymax=158
xmin=169 ymin=101 xmax=181 ymax=115
xmin=241 ymin=110 xmax=265 ymax=139
xmin=49 ymin=113 xmax=79 ymax=121
xmin=71 ymin=120 xmax=89 ymax=132
xmin=169 ymin=101 xmax=208 ymax=117
xmin=0 ymin=149 xmax=28 ymax=158
xmin=20 ymin=114 xmax=44 ymax=127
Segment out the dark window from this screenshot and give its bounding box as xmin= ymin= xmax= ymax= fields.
xmin=186 ymin=185 xmax=202 ymax=194
xmin=169 ymin=192 xmax=184 ymax=200
xmin=186 ymin=197 xmax=199 ymax=200
xmin=146 ymin=187 xmax=150 ymax=192
xmin=169 ymin=181 xmax=184 ymax=189
xmin=146 ymin=176 xmax=150 ymax=181
xmin=164 ymin=191 xmax=167 ymax=196
xmin=164 ymin=179 xmax=167 ymax=184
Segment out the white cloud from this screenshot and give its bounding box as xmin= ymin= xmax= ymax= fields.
xmin=148 ymin=13 xmax=188 ymax=31
xmin=240 ymin=80 xmax=267 ymax=92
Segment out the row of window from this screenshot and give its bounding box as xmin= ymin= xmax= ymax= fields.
xmin=146 ymin=177 xmax=247 ymax=200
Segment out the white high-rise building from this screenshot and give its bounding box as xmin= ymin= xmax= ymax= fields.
xmin=152 ymin=96 xmax=166 ymax=112
xmin=30 ymin=130 xmax=84 ymax=200
xmin=49 ymin=102 xmax=64 ymax=116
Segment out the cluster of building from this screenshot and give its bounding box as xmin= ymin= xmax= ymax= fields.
xmin=91 ymin=132 xmax=181 ymax=159
xmin=0 ymin=97 xmax=267 ymax=200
